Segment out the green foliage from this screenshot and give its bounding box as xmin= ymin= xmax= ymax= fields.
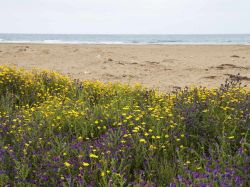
xmin=0 ymin=66 xmax=249 ymax=186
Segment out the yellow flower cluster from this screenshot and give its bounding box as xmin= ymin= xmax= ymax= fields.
xmin=0 ymin=66 xmax=249 ymax=186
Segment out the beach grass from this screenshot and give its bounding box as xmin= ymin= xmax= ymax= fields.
xmin=0 ymin=65 xmax=249 ymax=186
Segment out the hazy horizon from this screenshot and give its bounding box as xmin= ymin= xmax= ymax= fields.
xmin=1 ymin=33 xmax=250 ymax=35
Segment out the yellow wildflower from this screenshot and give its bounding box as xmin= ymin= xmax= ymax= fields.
xmin=64 ymin=162 xmax=71 ymax=167
xmin=101 ymin=171 xmax=105 ymax=177
xmin=139 ymin=139 xmax=147 ymax=144
xmin=83 ymin=162 xmax=89 ymax=167
xmin=89 ymin=153 xmax=99 ymax=159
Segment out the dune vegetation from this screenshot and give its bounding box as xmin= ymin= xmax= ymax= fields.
xmin=0 ymin=65 xmax=249 ymax=186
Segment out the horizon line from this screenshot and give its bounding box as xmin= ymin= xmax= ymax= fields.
xmin=1 ymin=33 xmax=250 ymax=35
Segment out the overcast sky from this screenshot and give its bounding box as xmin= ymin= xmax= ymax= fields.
xmin=0 ymin=0 xmax=250 ymax=34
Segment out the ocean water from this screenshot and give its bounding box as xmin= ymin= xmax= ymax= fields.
xmin=0 ymin=34 xmax=250 ymax=44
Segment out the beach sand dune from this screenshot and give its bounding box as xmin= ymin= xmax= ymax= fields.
xmin=0 ymin=44 xmax=249 ymax=91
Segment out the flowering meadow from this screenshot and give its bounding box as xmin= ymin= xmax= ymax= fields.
xmin=0 ymin=65 xmax=249 ymax=186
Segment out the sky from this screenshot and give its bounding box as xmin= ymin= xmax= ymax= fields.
xmin=0 ymin=0 xmax=250 ymax=34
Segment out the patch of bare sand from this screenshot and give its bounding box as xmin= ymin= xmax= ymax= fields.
xmin=0 ymin=44 xmax=249 ymax=91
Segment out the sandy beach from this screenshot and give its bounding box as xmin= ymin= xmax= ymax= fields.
xmin=0 ymin=44 xmax=249 ymax=91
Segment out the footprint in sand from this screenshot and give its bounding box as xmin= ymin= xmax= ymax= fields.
xmin=131 ymin=62 xmax=138 ymax=65
xmin=163 ymin=68 xmax=172 ymax=71
xmin=214 ymin=64 xmax=248 ymax=70
xmin=117 ymin=62 xmax=125 ymax=65
xmin=231 ymin=55 xmax=240 ymax=58
xmin=42 ymin=49 xmax=50 ymax=54
xmin=203 ymin=75 xmax=217 ymax=79
xmin=17 ymin=48 xmax=26 ymax=52
xmin=103 ymin=58 xmax=114 ymax=63
xmin=162 ymin=59 xmax=176 ymax=63
xmin=102 ymin=73 xmax=119 ymax=79
xmin=145 ymin=61 xmax=160 ymax=65
xmin=16 ymin=46 xmax=30 ymax=53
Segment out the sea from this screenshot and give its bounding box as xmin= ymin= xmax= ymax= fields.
xmin=0 ymin=34 xmax=250 ymax=45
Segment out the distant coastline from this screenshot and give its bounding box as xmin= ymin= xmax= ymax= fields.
xmin=1 ymin=34 xmax=250 ymax=45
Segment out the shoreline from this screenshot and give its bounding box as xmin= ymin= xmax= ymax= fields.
xmin=0 ymin=44 xmax=249 ymax=91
